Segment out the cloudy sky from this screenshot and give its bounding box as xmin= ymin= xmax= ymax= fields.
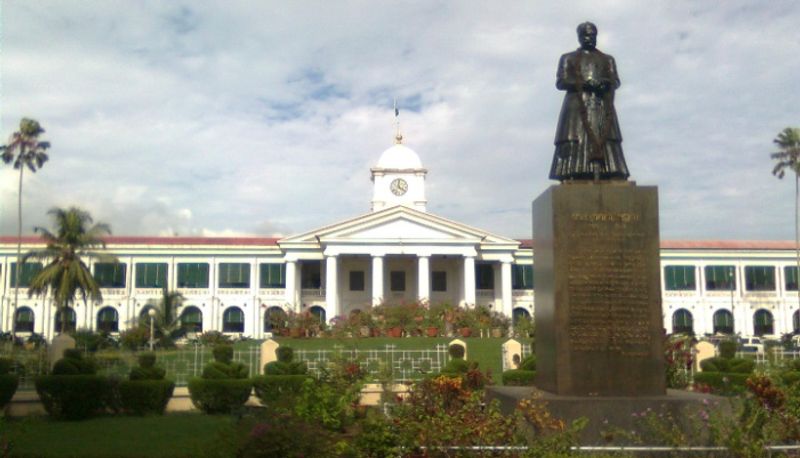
xmin=1 ymin=1 xmax=798 ymax=241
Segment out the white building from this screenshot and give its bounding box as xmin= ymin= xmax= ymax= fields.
xmin=1 ymin=136 xmax=799 ymax=341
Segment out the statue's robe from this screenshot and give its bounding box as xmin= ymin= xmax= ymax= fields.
xmin=549 ymin=47 xmax=630 ymax=181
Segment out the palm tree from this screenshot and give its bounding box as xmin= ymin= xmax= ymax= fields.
xmin=23 ymin=207 xmax=115 ymax=334
xmin=771 ymin=127 xmax=800 ymax=315
xmin=1 ymin=118 xmax=50 ymax=337
xmin=145 ymin=288 xmax=187 ymax=345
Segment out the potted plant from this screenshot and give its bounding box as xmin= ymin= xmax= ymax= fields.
xmin=422 ymin=315 xmax=441 ymax=337
xmin=453 ymin=309 xmax=474 ymax=338
xmin=490 ymin=310 xmax=510 ymax=338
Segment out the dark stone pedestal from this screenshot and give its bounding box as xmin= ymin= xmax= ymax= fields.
xmin=533 ymin=183 xmax=665 ymax=396
xmin=487 ymin=386 xmax=728 ymax=445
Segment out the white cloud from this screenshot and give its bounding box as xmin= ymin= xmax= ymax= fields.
xmin=1 ymin=1 xmax=799 ymax=241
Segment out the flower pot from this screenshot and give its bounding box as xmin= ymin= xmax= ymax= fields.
xmin=388 ymin=327 xmax=403 ymax=338
xmin=426 ymin=327 xmax=439 ymax=337
xmin=289 ymin=328 xmax=303 ymax=338
xmin=491 ymin=328 xmax=504 ymax=338
xmin=360 ymin=326 xmax=371 ymax=337
xmin=459 ymin=327 xmax=472 ymax=338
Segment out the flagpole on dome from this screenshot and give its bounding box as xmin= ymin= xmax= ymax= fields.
xmin=393 ymin=98 xmax=403 ymax=144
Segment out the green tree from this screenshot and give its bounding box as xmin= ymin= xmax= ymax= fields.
xmin=771 ymin=127 xmax=800 ymax=312
xmin=23 ymin=207 xmax=115 ymax=334
xmin=1 ymin=118 xmax=50 ymax=337
xmin=146 ymin=288 xmax=187 ymax=345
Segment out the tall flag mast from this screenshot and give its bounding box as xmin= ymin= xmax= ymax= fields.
xmin=394 ymin=98 xmax=402 ymax=144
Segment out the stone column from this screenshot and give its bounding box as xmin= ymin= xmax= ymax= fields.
xmin=285 ymin=261 xmax=297 ymax=309
xmin=501 ymin=261 xmax=512 ymax=317
xmin=325 ymin=256 xmax=339 ymax=320
xmin=417 ymin=256 xmax=430 ymax=303
xmin=371 ymin=255 xmax=384 ymax=306
xmin=463 ymin=256 xmax=476 ymax=306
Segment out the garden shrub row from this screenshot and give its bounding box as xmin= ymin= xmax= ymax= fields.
xmin=693 ymin=372 xmax=751 ymax=395
xmin=501 ymin=369 xmax=536 ymax=386
xmin=0 ymin=357 xmax=18 ymax=409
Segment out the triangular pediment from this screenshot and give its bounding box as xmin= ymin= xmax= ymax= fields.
xmin=279 ymin=205 xmax=518 ymax=248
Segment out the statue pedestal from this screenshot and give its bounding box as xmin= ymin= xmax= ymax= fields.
xmin=532 ymin=182 xmax=665 ymax=396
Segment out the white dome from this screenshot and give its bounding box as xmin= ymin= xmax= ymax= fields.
xmin=375 ymin=143 xmax=423 ymax=170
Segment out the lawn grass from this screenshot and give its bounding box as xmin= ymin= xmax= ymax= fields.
xmin=4 ymin=413 xmax=234 ymax=458
xmin=275 ymin=336 xmax=515 ymax=382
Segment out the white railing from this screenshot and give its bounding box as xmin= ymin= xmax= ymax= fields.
xmin=294 ymin=344 xmax=449 ymax=381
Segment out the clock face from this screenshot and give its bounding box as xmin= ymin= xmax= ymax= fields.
xmin=390 ymin=178 xmax=408 ymax=196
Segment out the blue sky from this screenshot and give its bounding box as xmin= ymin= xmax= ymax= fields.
xmin=1 ymin=1 xmax=799 ymax=240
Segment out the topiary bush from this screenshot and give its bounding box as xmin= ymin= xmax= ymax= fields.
xmin=501 ymin=369 xmax=536 ymax=386
xmin=188 ymin=344 xmax=252 ymax=414
xmin=780 ymin=359 xmax=800 ymax=385
xmin=252 ymin=374 xmax=311 ymax=411
xmin=36 ymin=350 xmax=110 ymax=420
xmin=35 ymin=375 xmax=112 ymax=420
xmin=696 ymin=340 xmax=755 ymax=395
xmin=448 ymin=343 xmax=466 ymax=360
xmin=263 ymin=346 xmax=307 ymax=375
xmin=119 ymin=352 xmax=174 ymax=415
xmin=0 ymin=357 xmax=18 ymax=409
xmin=188 ymin=378 xmax=252 ymax=414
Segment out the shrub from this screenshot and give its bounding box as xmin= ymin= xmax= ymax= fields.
xmin=448 ymin=343 xmax=466 ymax=360
xmin=71 ymin=329 xmax=118 ymax=352
xmin=52 ymin=349 xmax=96 ymax=375
xmin=0 ymin=357 xmax=18 ymax=409
xmin=718 ymin=340 xmax=737 ymax=359
xmin=693 ymin=372 xmax=750 ymax=395
xmin=188 ymin=378 xmax=252 ymax=414
xmin=236 ymin=412 xmax=336 ymax=458
xmin=118 ymin=380 xmax=175 ymax=415
xmin=440 ymin=359 xmax=470 ymax=375
xmin=119 ymin=326 xmax=149 ymax=351
xmin=189 ymin=344 xmax=251 ymax=413
xmin=502 ymin=369 xmax=536 ymax=386
xmin=253 ymin=375 xmax=311 ymax=410
xmin=35 ymin=375 xmax=112 ymax=420
xmin=264 ymin=346 xmax=307 ymax=375
xmin=129 ymin=353 xmax=167 ymax=381
xmin=199 ymin=331 xmax=231 ymax=346
xmin=519 ymin=355 xmax=536 ymax=371
xmin=700 ymin=357 xmax=755 ymax=374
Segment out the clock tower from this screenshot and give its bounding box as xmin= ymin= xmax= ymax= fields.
xmin=370 ymin=133 xmax=427 ymax=212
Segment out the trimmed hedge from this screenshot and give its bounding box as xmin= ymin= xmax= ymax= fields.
xmin=188 ymin=378 xmax=252 ymax=414
xmin=253 ymin=375 xmax=311 ymax=409
xmin=700 ymin=357 xmax=754 ymax=374
xmin=693 ymin=372 xmax=750 ymax=395
xmin=781 ymin=371 xmax=800 ymax=385
xmin=440 ymin=359 xmax=470 ymax=375
xmin=518 ymin=355 xmax=536 ymax=371
xmin=0 ymin=375 xmax=18 ymax=409
xmin=118 ymin=380 xmax=175 ymax=415
xmin=35 ymin=375 xmax=112 ymax=420
xmin=501 ymin=369 xmax=536 ymax=386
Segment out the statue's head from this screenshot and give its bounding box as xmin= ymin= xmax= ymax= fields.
xmin=576 ymin=22 xmax=597 ymax=50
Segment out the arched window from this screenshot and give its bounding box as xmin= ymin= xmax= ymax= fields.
xmin=753 ymin=309 xmax=774 ymax=336
xmin=794 ymin=310 xmax=800 ymax=334
xmin=512 ymin=307 xmax=531 ymax=326
xmin=54 ymin=307 xmax=77 ymax=333
xmin=672 ymin=309 xmax=693 ymax=335
xmin=14 ymin=307 xmax=34 ymax=333
xmin=309 ymin=306 xmax=326 ymax=324
xmin=713 ymin=309 xmax=733 ymax=335
xmin=180 ymin=306 xmax=203 ymax=333
xmin=264 ymin=306 xmax=286 ymax=332
xmin=223 ymin=307 xmax=245 ymax=333
xmin=97 ymin=307 xmax=119 ymax=333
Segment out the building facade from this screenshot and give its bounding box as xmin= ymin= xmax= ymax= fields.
xmin=1 ymin=138 xmax=798 ymax=341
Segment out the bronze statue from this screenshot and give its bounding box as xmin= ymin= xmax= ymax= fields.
xmin=549 ymin=22 xmax=629 ymax=182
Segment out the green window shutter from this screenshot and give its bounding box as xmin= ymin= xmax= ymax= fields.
xmin=94 ymin=263 xmax=126 ymax=288
xmin=512 ymin=265 xmax=534 ymax=290
xmin=745 ymin=266 xmax=775 ymax=291
xmin=705 ymin=266 xmax=735 ymax=291
xmin=475 ymin=264 xmax=494 ymax=290
xmin=432 ymin=271 xmax=447 ymax=292
xmin=664 ymin=266 xmax=696 ymax=291
xmin=135 ymin=263 xmax=168 ymax=288
xmin=219 ymin=263 xmax=250 ymax=288
xmin=785 ymin=266 xmax=799 ymax=291
xmin=10 ymin=263 xmax=43 ymax=288
xmin=259 ymin=263 xmax=285 ymax=288
xmin=177 ymin=263 xmax=209 ymax=288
